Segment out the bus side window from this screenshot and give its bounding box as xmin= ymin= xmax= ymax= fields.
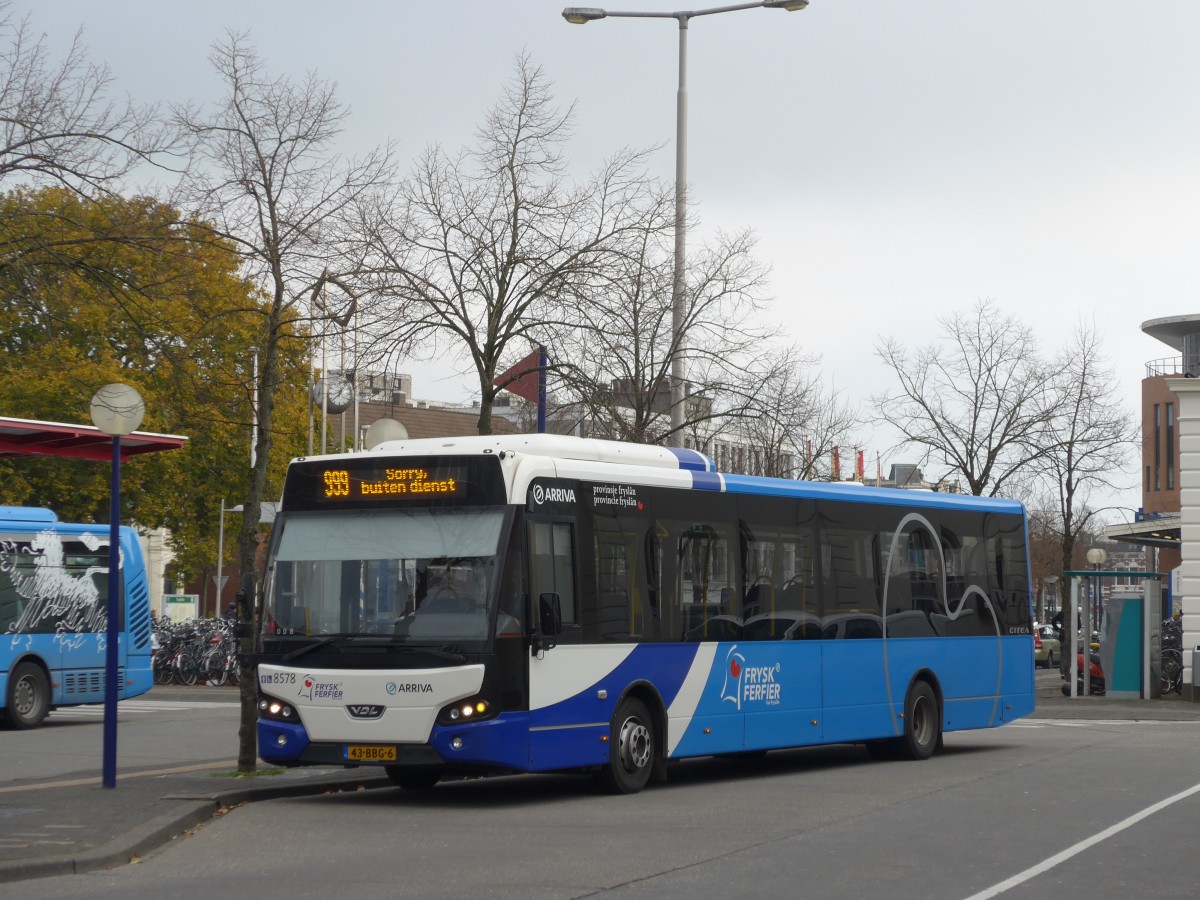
xmin=529 ymin=521 xmax=577 ymax=629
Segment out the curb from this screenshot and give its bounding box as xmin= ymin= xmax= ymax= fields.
xmin=0 ymin=773 xmax=392 ymax=884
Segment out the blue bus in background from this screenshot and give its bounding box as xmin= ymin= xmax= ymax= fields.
xmin=0 ymin=506 xmax=154 ymax=729
xmin=256 ymin=435 xmax=1034 ymax=793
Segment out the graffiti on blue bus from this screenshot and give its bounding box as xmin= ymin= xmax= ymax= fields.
xmin=1 ymin=506 xmax=154 ymax=729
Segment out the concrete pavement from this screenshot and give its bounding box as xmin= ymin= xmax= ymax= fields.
xmin=2 ymin=674 xmax=1197 ymax=884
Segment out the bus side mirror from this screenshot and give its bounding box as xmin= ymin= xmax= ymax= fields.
xmin=234 ymin=574 xmax=255 ymax=640
xmin=533 ymin=592 xmax=561 ymax=654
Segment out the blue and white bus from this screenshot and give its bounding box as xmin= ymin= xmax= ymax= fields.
xmin=256 ymin=435 xmax=1034 ymax=792
xmin=1 ymin=506 xmax=154 ymax=729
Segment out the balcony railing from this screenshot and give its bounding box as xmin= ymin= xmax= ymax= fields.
xmin=1145 ymin=356 xmax=1185 ymax=377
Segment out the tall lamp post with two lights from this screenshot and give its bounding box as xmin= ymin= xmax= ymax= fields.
xmin=89 ymin=383 xmax=145 ymax=790
xmin=1087 ymin=547 xmax=1108 ymax=634
xmin=562 ymin=1 xmax=809 ymax=446
xmin=217 ymin=500 xmax=244 ymax=617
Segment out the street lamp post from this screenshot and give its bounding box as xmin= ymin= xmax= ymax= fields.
xmin=562 ymin=1 xmax=809 ymax=446
xmin=1084 ymin=547 xmax=1108 ymax=697
xmin=217 ymin=500 xmax=244 ymax=618
xmin=89 ymin=383 xmax=146 ymax=790
xmin=1086 ymin=547 xmax=1108 ymax=634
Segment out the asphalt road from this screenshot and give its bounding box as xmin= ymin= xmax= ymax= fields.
xmin=6 ymin=672 xmax=1200 ymax=899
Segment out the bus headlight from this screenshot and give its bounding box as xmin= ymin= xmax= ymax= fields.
xmin=258 ymin=697 xmax=298 ymax=722
xmin=437 ymin=697 xmax=494 ymax=725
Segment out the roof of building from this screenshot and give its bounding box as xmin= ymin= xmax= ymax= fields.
xmin=1104 ymin=512 xmax=1181 ymax=550
xmin=347 ymin=401 xmax=521 ymax=442
xmin=1142 ymin=314 xmax=1200 ymax=350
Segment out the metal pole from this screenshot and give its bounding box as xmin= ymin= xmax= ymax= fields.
xmin=1069 ymin=577 xmax=1079 ymax=698
xmin=537 ymin=345 xmax=548 ymax=433
xmin=669 ymin=15 xmax=688 ymax=447
xmin=217 ymin=498 xmax=226 ymax=619
xmin=353 ymin=306 xmax=360 ymax=451
xmin=251 ymin=348 xmax=259 ymax=469
xmin=321 ymin=283 xmax=329 ymax=454
xmin=102 ymin=435 xmax=121 ymax=788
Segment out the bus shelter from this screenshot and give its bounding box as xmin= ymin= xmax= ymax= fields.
xmin=0 ymin=415 xmax=186 ymax=461
xmin=1063 ymin=569 xmax=1163 ymax=700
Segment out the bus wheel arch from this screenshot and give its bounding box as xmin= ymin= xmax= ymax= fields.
xmin=5 ymin=658 xmax=52 ymax=730
xmin=598 ymin=684 xmax=662 ymax=794
xmin=898 ymin=673 xmax=942 ymax=761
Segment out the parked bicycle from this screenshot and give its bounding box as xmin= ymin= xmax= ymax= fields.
xmin=1161 ymin=616 xmax=1184 ymax=695
xmin=152 ymin=618 xmax=228 ymax=686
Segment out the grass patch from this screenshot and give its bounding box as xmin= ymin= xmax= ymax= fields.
xmin=208 ymin=768 xmax=287 ymax=779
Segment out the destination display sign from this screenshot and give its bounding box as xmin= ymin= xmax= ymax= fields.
xmin=282 ymin=456 xmax=506 ymax=511
xmin=320 ymin=466 xmax=462 ymax=501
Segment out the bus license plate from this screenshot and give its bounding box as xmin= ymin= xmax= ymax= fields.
xmin=344 ymin=745 xmax=397 ymax=762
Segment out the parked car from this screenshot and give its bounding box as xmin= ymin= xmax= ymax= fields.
xmin=1033 ymin=624 xmax=1061 ymax=669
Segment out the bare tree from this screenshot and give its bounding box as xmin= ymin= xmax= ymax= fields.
xmin=0 ymin=1 xmax=173 ymax=195
xmin=873 ymin=298 xmax=1056 ymax=497
xmin=720 ymin=346 xmax=858 ymax=480
xmin=367 ymin=54 xmax=662 ymax=436
xmin=554 ymin=195 xmax=777 ymax=446
xmin=173 ymin=33 xmax=395 ymax=772
xmin=1038 ymin=319 xmax=1138 ymax=579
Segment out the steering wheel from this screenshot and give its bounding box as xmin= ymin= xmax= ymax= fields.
xmin=430 ymin=586 xmax=460 ymax=608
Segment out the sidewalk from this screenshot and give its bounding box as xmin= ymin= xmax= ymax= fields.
xmin=0 ymin=761 xmax=390 ymax=883
xmin=2 ymin=681 xmax=1197 ymax=884
xmin=1030 ymin=670 xmax=1200 ymax=721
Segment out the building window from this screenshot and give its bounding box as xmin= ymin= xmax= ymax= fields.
xmin=1167 ymin=402 xmax=1176 ymax=490
xmin=1154 ymin=404 xmax=1161 ymax=491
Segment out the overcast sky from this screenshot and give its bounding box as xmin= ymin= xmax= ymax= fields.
xmin=20 ymin=1 xmax=1200 ymax=517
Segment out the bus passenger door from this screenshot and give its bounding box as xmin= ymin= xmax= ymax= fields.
xmin=527 ymin=519 xmax=609 ymax=771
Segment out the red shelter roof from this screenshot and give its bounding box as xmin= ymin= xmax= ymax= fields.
xmin=0 ymin=416 xmax=187 ymax=462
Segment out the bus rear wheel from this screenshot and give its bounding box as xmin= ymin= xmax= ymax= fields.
xmin=599 ymin=697 xmax=654 ymax=794
xmin=385 ymin=765 xmax=442 ymax=790
xmin=5 ymin=662 xmax=50 ymax=729
xmin=898 ymin=680 xmax=940 ymax=761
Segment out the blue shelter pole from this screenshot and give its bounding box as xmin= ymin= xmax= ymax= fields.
xmin=537 ymin=345 xmax=547 ymax=434
xmin=102 ymin=435 xmax=121 ymax=789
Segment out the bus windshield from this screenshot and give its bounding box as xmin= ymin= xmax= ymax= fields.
xmin=265 ymin=507 xmax=508 ymax=642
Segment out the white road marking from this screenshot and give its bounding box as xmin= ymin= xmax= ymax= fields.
xmin=966 ymin=780 xmax=1200 ymax=899
xmin=51 ymin=700 xmax=236 ymax=717
xmin=1013 ymin=719 xmax=1198 ymax=727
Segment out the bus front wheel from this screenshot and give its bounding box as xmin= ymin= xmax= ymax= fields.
xmin=5 ymin=662 xmax=50 ymax=729
xmin=899 ymin=680 xmax=940 ymax=761
xmin=599 ymin=697 xmax=654 ymax=794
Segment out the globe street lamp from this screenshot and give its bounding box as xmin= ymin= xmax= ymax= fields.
xmin=1086 ymin=547 xmax=1108 ymax=634
xmin=562 ymin=1 xmax=808 ymax=446
xmin=89 ymin=382 xmax=145 ymax=789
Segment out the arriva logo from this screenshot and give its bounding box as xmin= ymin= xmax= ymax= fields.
xmin=532 ymin=484 xmax=576 ymax=506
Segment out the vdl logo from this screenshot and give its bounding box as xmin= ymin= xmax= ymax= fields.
xmin=532 ymin=483 xmax=576 ymax=506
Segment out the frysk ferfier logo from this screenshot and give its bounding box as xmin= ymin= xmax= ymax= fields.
xmin=719 ymin=645 xmax=782 ymax=710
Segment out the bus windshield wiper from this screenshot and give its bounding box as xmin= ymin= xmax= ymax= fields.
xmin=282 ymin=636 xmax=342 ymax=663
xmin=282 ymin=635 xmax=465 ymax=664
xmin=390 ymin=638 xmax=466 ymax=663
